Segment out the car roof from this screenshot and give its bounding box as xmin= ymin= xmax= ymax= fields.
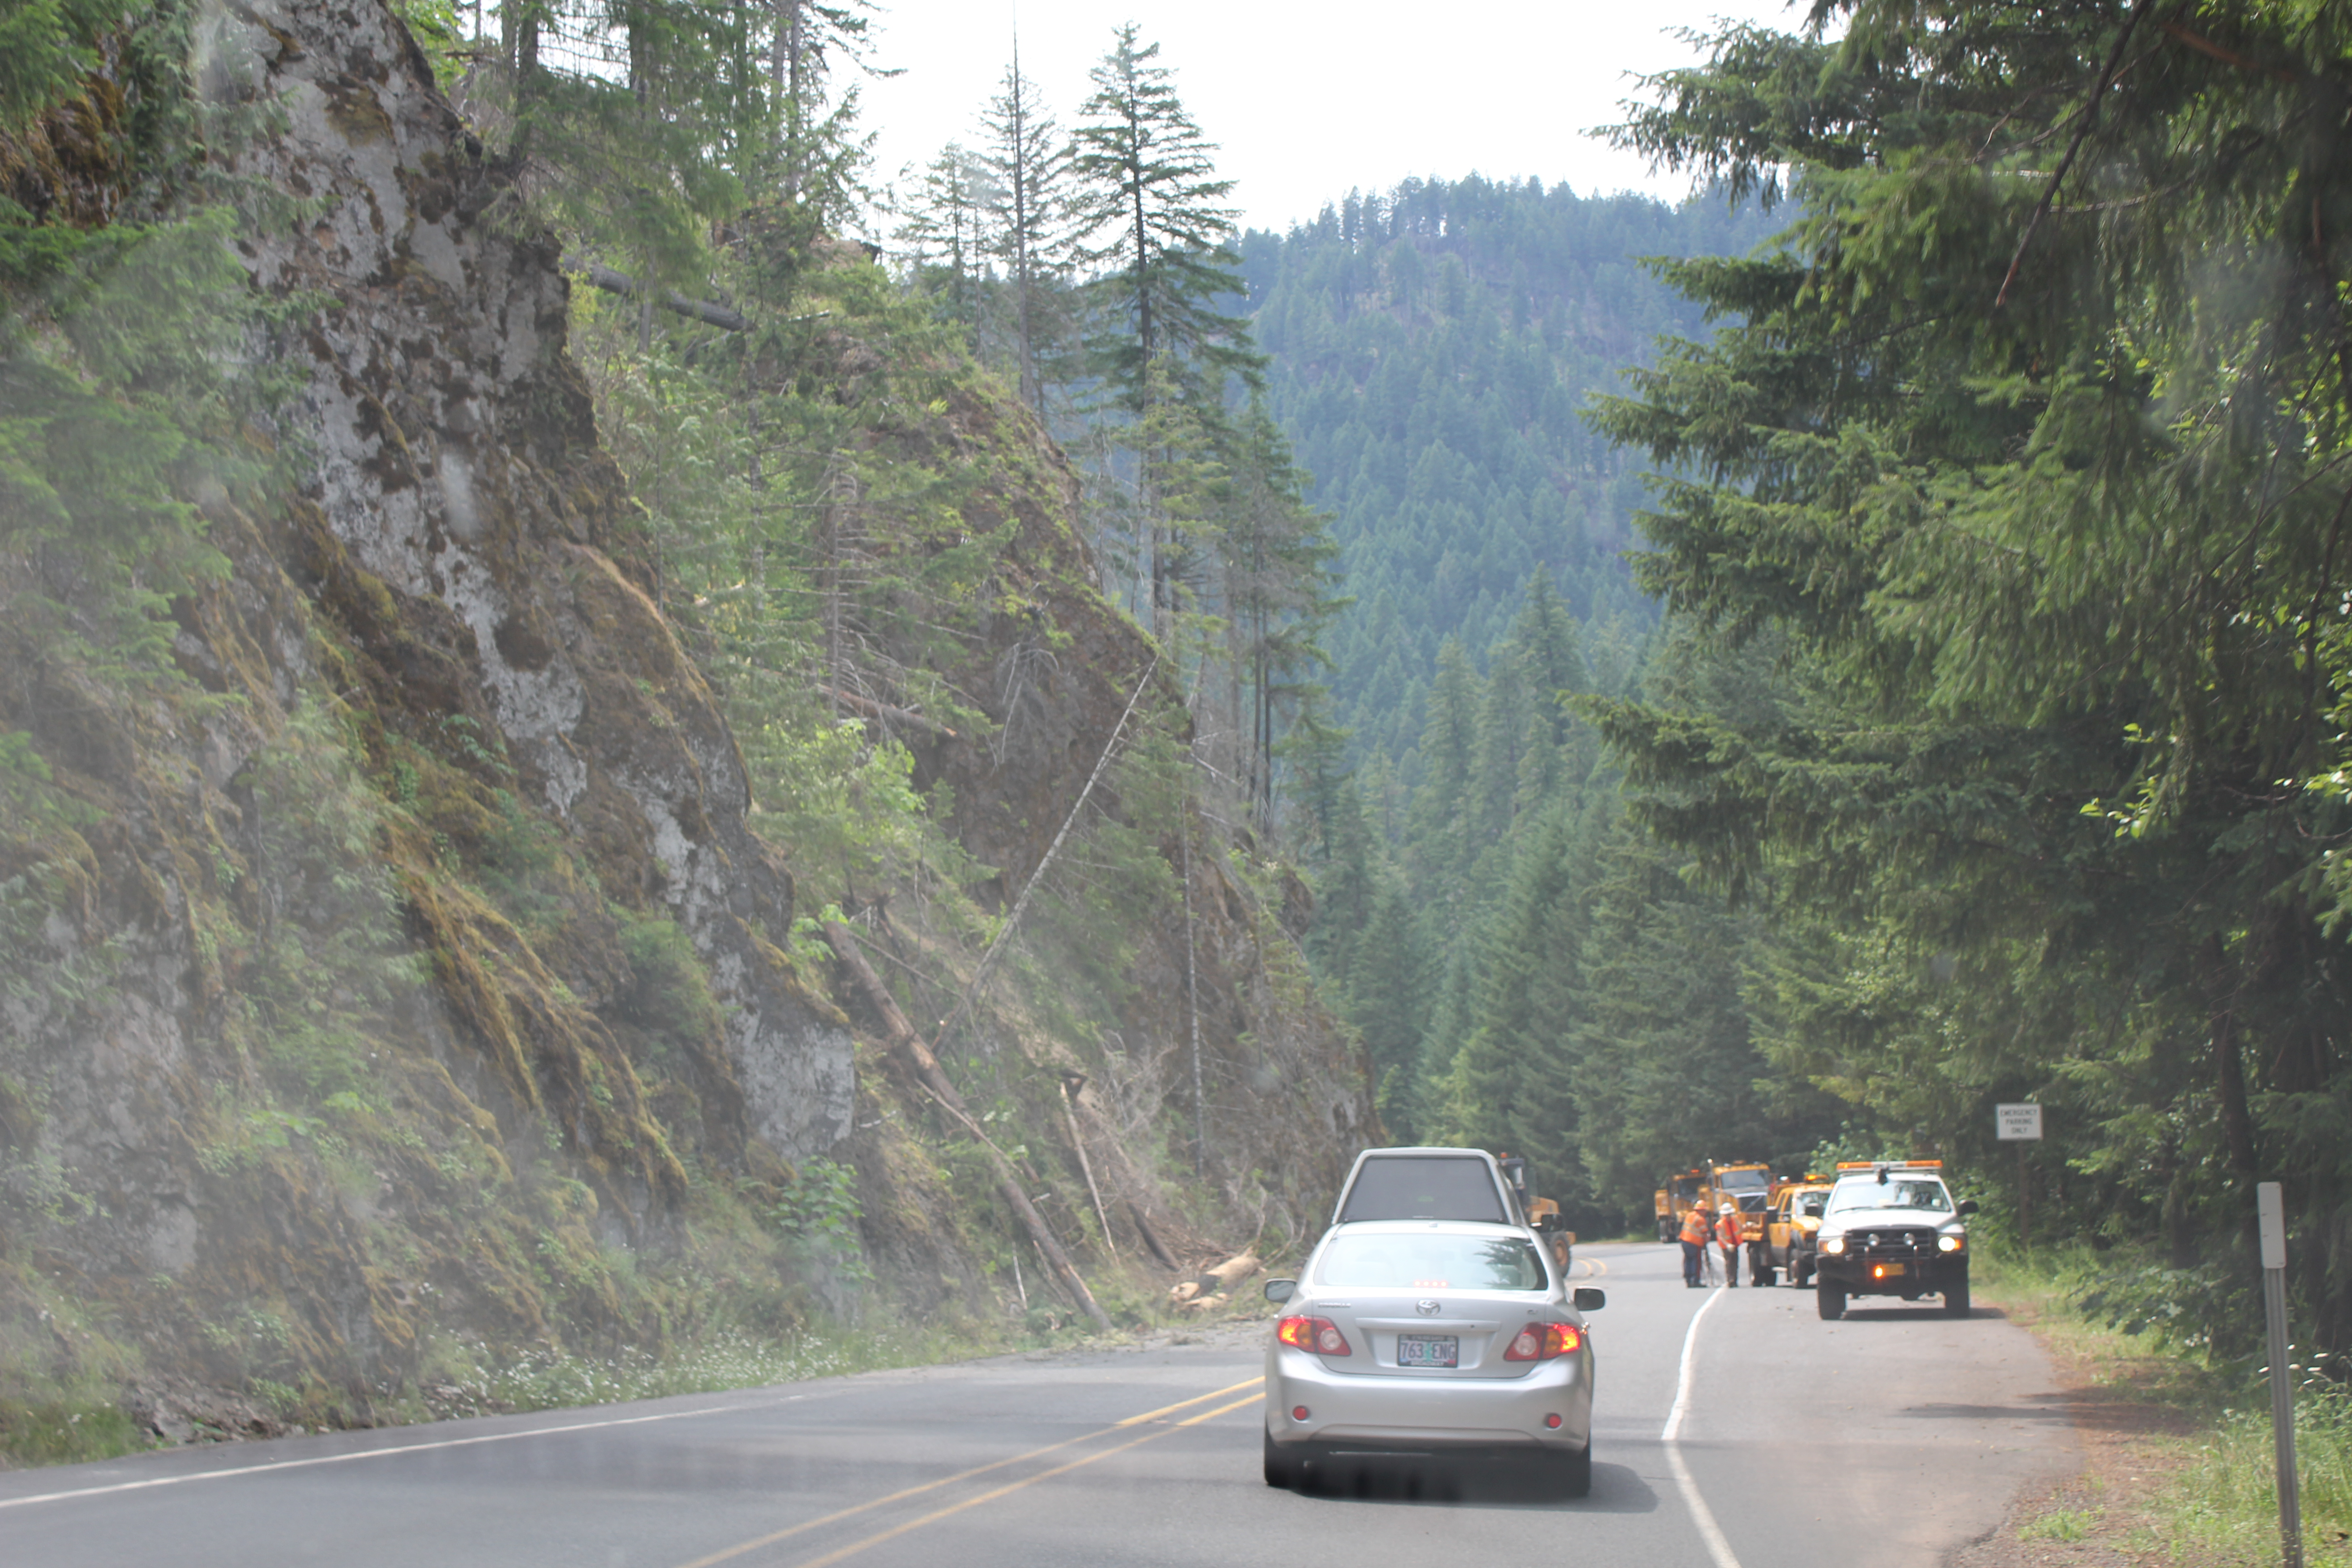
xmin=1321 ymin=1218 xmax=1532 ymax=1238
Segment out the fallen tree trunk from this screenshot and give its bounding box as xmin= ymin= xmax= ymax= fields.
xmin=931 ymin=655 xmax=1157 ymax=1058
xmin=563 ymin=255 xmax=753 ymax=333
xmin=818 ymin=684 xmax=957 ymax=737
xmin=1127 ymin=1200 xmax=1180 ymax=1270
xmin=820 ymin=918 xmax=1113 ymax=1332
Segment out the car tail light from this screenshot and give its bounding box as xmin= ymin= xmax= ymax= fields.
xmin=1504 ymin=1322 xmax=1583 ymax=1361
xmin=1276 ymin=1315 xmax=1352 ymax=1356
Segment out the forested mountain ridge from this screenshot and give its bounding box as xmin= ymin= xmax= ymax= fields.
xmin=0 ymin=0 xmax=1367 ymax=1458
xmin=1234 ymin=178 xmax=1836 ymax=1199
xmin=1240 ymin=177 xmax=1777 ymax=769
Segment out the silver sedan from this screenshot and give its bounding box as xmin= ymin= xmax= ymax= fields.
xmin=1260 ymin=1219 xmax=1602 ymax=1496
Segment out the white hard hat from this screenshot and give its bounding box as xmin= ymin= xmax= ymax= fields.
xmin=1719 ymin=1201 xmax=1735 ymax=1214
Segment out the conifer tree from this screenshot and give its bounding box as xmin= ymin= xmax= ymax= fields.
xmin=1404 ymin=637 xmax=1481 ymax=911
xmin=1350 ymin=874 xmax=1431 ymax=1138
xmin=975 ymin=42 xmax=1069 ymax=417
xmin=897 ymin=142 xmax=989 ymax=340
xmin=1588 ymin=0 xmax=2352 ymax=1337
xmin=1468 ymin=641 xmax=1528 ymax=850
xmin=1306 ymin=778 xmax=1379 ymax=993
xmin=1446 ymin=804 xmax=1589 ymax=1185
xmin=1068 ymin=24 xmax=1256 ymax=414
xmin=1068 ymin=24 xmax=1259 ymax=630
xmin=1218 ymin=400 xmax=1345 ymax=828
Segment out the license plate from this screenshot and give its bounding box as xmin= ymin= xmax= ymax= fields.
xmin=1872 ymin=1262 xmax=1908 ymax=1278
xmin=1396 ymin=1335 xmax=1458 ymax=1369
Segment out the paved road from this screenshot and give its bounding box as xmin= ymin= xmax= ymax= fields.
xmin=0 ymin=1242 xmax=2073 ymax=1567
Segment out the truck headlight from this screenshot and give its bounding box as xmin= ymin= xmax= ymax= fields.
xmin=1822 ymin=1235 xmax=1845 ymax=1255
xmin=1938 ymin=1235 xmax=1963 ymax=1252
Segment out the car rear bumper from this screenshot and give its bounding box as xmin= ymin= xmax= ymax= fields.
xmin=1263 ymin=1344 xmax=1592 ymax=1452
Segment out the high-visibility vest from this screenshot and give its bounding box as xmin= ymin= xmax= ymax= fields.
xmin=1716 ymin=1213 xmax=1741 ymax=1247
xmin=1679 ymin=1206 xmax=1712 ymax=1245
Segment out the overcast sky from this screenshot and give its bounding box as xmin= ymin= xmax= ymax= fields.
xmin=855 ymin=0 xmax=1809 ymax=236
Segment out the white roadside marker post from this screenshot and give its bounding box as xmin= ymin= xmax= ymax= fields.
xmin=2258 ymin=1181 xmax=2302 ymax=1568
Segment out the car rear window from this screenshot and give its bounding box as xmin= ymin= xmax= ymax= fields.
xmin=1315 ymin=1233 xmax=1548 ymax=1291
xmin=1337 ymin=1157 xmax=1507 ymax=1223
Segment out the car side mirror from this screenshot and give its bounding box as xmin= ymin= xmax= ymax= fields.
xmin=1572 ymin=1287 xmax=1605 ymax=1312
xmin=1264 ymin=1279 xmax=1296 ymax=1303
xmin=1533 ymin=1212 xmax=1563 ymax=1233
xmin=1959 ymin=1199 xmax=1980 ymax=1216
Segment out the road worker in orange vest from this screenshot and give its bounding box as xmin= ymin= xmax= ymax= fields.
xmin=1715 ymin=1201 xmax=1744 ymax=1287
xmin=1678 ymin=1200 xmax=1712 ymax=1288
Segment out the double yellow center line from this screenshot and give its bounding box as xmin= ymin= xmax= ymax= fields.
xmin=673 ymin=1377 xmax=1264 ymax=1568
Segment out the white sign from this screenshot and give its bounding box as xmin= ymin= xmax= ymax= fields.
xmin=1995 ymin=1103 xmax=2043 ymax=1141
xmin=2259 ymin=1182 xmax=2287 ymax=1271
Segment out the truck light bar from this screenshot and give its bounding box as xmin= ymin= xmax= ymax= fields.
xmin=1834 ymin=1159 xmax=1943 ymax=1170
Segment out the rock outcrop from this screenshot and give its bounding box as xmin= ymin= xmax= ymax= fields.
xmin=0 ymin=0 xmax=1372 ymax=1441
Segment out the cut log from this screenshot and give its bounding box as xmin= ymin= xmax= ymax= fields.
xmin=1203 ymin=1250 xmax=1261 ymax=1290
xmin=563 ymin=255 xmax=752 ymax=333
xmin=820 ymin=918 xmax=1113 ymax=1332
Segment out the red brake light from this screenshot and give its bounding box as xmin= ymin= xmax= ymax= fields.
xmin=1504 ymin=1321 xmax=1584 ymax=1361
xmin=1276 ymin=1315 xmax=1352 ymax=1356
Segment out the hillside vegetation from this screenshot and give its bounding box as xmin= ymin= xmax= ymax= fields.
xmin=0 ymin=0 xmax=1366 ymax=1464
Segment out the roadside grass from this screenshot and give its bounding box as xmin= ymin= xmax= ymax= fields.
xmin=389 ymin=1321 xmax=980 ymax=1424
xmin=1976 ymin=1248 xmax=2352 ymax=1564
xmin=0 ymin=1255 xmax=1242 ymax=1468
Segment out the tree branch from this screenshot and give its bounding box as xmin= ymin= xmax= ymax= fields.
xmin=930 ymin=654 xmax=1160 ymax=1058
xmin=1995 ymin=0 xmax=2161 ymax=308
xmin=819 ymin=917 xmax=1113 ymax=1331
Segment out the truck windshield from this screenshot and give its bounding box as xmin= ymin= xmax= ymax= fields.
xmin=1337 ymin=1157 xmax=1508 ymax=1223
xmin=1828 ymin=1180 xmax=1953 ymax=1214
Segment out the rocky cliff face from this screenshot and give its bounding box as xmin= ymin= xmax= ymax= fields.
xmin=0 ymin=0 xmax=1370 ymax=1447
xmin=230 ymin=0 xmax=855 ymax=1168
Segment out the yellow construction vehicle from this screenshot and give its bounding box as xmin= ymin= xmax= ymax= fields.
xmin=1756 ymin=1176 xmax=1833 ymax=1286
xmin=1497 ymin=1153 xmax=1576 ymax=1272
xmin=1709 ymin=1162 xmax=1775 ymax=1246
xmin=1653 ymin=1168 xmax=1708 ymax=1243
xmin=1656 ymin=1161 xmax=1775 ymax=1245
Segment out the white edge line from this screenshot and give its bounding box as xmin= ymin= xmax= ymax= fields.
xmin=0 ymin=1401 xmax=748 ymax=1512
xmin=1664 ymin=1434 xmax=1744 ymax=1568
xmin=1661 ymin=1282 xmax=1723 ymax=1443
xmin=1661 ymin=1284 xmax=1742 ymax=1568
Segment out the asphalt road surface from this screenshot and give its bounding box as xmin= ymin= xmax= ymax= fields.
xmin=0 ymin=1241 xmax=2075 ymax=1567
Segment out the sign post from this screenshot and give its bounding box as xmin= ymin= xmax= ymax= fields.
xmin=1995 ymin=1103 xmax=2043 ymax=1249
xmin=2259 ymin=1181 xmax=2303 ymax=1568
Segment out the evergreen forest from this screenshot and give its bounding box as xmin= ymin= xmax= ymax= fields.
xmin=6 ymin=0 xmax=2352 ymax=1460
